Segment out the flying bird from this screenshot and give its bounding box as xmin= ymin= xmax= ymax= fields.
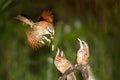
xmin=16 ymin=10 xmax=55 ymax=50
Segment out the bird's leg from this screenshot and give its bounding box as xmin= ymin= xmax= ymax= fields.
xmin=42 ymin=36 xmax=51 ymax=42
xmin=41 ymin=35 xmax=51 ymax=45
xmin=40 ymin=40 xmax=45 ymax=45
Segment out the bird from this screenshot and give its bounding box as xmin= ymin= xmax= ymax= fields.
xmin=54 ymin=48 xmax=76 ymax=80
xmin=76 ymin=38 xmax=89 ymax=80
xmin=76 ymin=38 xmax=96 ymax=80
xmin=77 ymin=38 xmax=89 ymax=65
xmin=16 ymin=10 xmax=55 ymax=50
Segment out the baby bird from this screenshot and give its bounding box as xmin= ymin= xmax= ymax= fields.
xmin=77 ymin=39 xmax=89 ymax=65
xmin=54 ymin=48 xmax=76 ymax=80
xmin=16 ymin=10 xmax=55 ymax=50
xmin=76 ymin=38 xmax=89 ymax=80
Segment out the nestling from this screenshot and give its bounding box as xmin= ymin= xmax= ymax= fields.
xmin=77 ymin=38 xmax=89 ymax=80
xmin=54 ymin=48 xmax=76 ymax=80
xmin=77 ymin=38 xmax=89 ymax=65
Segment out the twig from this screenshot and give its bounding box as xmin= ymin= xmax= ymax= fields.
xmin=58 ymin=64 xmax=89 ymax=80
xmin=75 ymin=64 xmax=89 ymax=80
xmin=58 ymin=66 xmax=76 ymax=80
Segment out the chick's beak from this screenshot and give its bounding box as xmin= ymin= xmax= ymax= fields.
xmin=56 ymin=48 xmax=64 ymax=57
xmin=77 ymin=38 xmax=88 ymax=50
xmin=78 ymin=38 xmax=83 ymax=49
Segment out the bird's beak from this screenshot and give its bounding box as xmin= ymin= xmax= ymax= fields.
xmin=56 ymin=48 xmax=60 ymax=57
xmin=50 ymin=31 xmax=55 ymax=40
xmin=77 ymin=38 xmax=83 ymax=49
xmin=82 ymin=40 xmax=88 ymax=49
xmin=77 ymin=38 xmax=88 ymax=49
xmin=56 ymin=48 xmax=64 ymax=57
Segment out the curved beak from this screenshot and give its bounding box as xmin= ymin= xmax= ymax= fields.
xmin=77 ymin=38 xmax=83 ymax=49
xmin=77 ymin=38 xmax=88 ymax=49
xmin=56 ymin=48 xmax=64 ymax=57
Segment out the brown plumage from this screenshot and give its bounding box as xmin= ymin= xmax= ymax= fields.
xmin=16 ymin=10 xmax=55 ymax=50
xmin=38 ymin=10 xmax=53 ymax=24
xmin=54 ymin=48 xmax=76 ymax=80
xmin=77 ymin=39 xmax=89 ymax=80
xmin=77 ymin=39 xmax=89 ymax=65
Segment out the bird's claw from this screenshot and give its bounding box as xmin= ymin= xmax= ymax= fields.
xmin=41 ymin=36 xmax=51 ymax=45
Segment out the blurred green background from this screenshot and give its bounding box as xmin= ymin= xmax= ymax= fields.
xmin=0 ymin=0 xmax=120 ymax=80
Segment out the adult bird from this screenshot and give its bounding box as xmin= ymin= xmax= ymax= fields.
xmin=16 ymin=10 xmax=55 ymax=50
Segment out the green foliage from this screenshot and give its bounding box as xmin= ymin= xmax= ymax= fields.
xmin=0 ymin=0 xmax=120 ymax=80
xmin=0 ymin=0 xmax=13 ymax=14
